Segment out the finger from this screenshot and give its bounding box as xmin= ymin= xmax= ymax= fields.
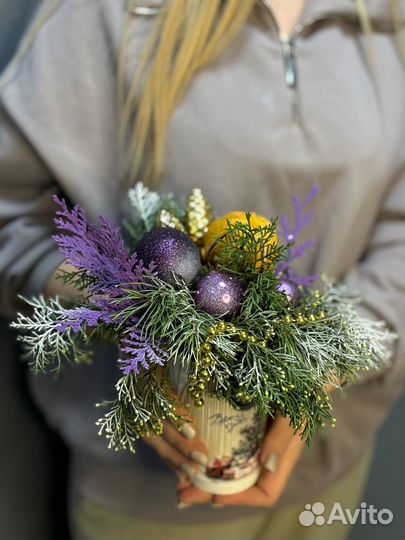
xmin=259 ymin=415 xmax=302 ymax=473
xmin=216 ymin=417 xmax=305 ymax=507
xmin=178 ymin=485 xmax=213 ymax=506
xmin=258 ymin=439 xmax=302 ymax=498
xmin=179 ymin=422 xmax=197 ymax=440
xmin=145 ymin=434 xmax=200 ymax=472
xmin=165 ymin=386 xmax=195 ymax=427
xmin=325 ymin=380 xmax=345 ymax=393
xmin=175 ymin=469 xmax=191 ymax=486
xmin=164 ymin=388 xmax=207 ymax=456
xmin=163 ymin=421 xmax=208 ymax=467
xmin=256 ymin=431 xmax=305 ymax=506
xmin=215 ymin=438 xmax=304 ymax=508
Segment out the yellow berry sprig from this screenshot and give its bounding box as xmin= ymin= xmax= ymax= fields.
xmin=187 ymin=322 xmax=277 ymax=407
xmin=283 ymin=310 xmax=326 ymax=325
xmin=156 ymin=208 xmax=186 ymax=232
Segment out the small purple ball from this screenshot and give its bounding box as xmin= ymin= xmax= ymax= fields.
xmin=194 ymin=271 xmax=245 ymax=318
xmin=277 ymin=280 xmax=296 ymax=300
xmin=136 ymin=228 xmax=201 ymax=285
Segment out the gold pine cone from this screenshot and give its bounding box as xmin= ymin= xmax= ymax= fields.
xmin=185 ymin=188 xmax=213 ymax=245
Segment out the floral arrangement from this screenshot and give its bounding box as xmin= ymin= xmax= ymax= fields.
xmin=12 ymin=183 xmax=392 ymax=453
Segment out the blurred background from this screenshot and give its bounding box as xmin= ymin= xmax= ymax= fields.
xmin=0 ymin=2 xmax=403 ymax=540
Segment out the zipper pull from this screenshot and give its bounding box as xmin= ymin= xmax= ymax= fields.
xmin=280 ymin=37 xmax=298 ymax=89
xmin=280 ymin=35 xmax=301 ymax=126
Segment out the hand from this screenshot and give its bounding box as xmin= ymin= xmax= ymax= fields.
xmin=177 ymin=414 xmax=305 ymax=508
xmin=214 ymin=415 xmax=305 ymax=507
xmin=144 ymin=415 xmax=211 ymax=499
xmin=178 ymin=382 xmax=340 ymax=508
xmin=213 ymin=382 xmax=341 ymax=507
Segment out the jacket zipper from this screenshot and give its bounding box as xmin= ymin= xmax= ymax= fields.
xmin=280 ymin=37 xmax=297 ymax=89
xmin=260 ymin=0 xmax=344 ymax=126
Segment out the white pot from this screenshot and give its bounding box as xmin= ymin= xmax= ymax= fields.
xmin=186 ymin=394 xmax=267 ymax=495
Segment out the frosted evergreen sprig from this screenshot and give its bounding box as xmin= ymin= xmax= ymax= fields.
xmin=215 ymin=279 xmax=394 ymax=440
xmin=128 ymin=182 xmax=161 ymax=232
xmin=96 ymin=371 xmax=185 ymax=452
xmin=126 ymin=182 xmax=184 ymax=244
xmin=11 ymin=296 xmax=91 ymax=372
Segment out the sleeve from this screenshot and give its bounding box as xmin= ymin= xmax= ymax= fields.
xmin=0 ymin=0 xmax=126 ymax=317
xmin=341 ymin=161 xmax=405 ymax=427
xmin=0 ymin=105 xmax=64 ymax=317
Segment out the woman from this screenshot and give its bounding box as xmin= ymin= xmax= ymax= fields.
xmin=0 ymin=0 xmax=404 ymax=539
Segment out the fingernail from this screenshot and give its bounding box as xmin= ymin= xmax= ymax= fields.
xmin=181 ymin=423 xmax=196 ymax=440
xmin=181 ymin=462 xmax=196 ymax=477
xmin=265 ymin=452 xmax=278 ymax=473
xmin=212 ymin=503 xmax=224 ymax=508
xmin=190 ymin=451 xmax=208 ymax=468
xmin=177 ymin=502 xmax=191 ymax=509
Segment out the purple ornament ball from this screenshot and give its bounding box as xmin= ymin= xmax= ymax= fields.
xmin=136 ymin=228 xmax=201 ymax=285
xmin=277 ymin=280 xmax=296 ymax=300
xmin=194 ymin=271 xmax=245 ymax=318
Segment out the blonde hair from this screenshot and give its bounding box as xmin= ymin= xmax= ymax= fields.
xmin=119 ymin=0 xmax=256 ymax=188
xmin=119 ymin=0 xmax=405 ymax=189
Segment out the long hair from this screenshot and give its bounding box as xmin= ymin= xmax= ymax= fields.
xmin=119 ymin=0 xmax=405 ymax=188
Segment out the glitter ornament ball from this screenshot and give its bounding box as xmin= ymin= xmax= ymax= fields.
xmin=136 ymin=228 xmax=201 ymax=285
xmin=277 ymin=280 xmax=296 ymax=300
xmin=202 ymin=211 xmax=277 ymax=269
xmin=194 ymin=271 xmax=245 ymax=317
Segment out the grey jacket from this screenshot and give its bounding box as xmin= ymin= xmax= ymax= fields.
xmin=0 ymin=0 xmax=404 ymax=524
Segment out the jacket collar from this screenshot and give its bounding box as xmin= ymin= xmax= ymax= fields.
xmin=301 ymin=0 xmax=402 ymax=21
xmin=131 ymin=1 xmax=404 ymax=29
xmin=258 ymin=0 xmax=404 ymax=35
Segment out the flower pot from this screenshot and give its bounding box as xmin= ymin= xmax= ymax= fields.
xmin=170 ymin=363 xmax=267 ymax=495
xmin=186 ymin=394 xmax=267 ymax=495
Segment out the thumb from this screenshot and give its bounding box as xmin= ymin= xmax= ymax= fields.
xmin=259 ymin=415 xmax=299 ymax=473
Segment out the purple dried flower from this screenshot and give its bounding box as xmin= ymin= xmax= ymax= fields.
xmin=282 ymin=269 xmax=319 ymax=288
xmin=279 ymin=185 xmax=319 ymax=245
xmin=57 ymin=306 xmax=113 ymax=333
xmin=52 ymin=196 xmax=154 ymax=295
xmin=277 ymin=187 xmax=320 ymax=287
xmin=51 ymin=197 xmax=157 ymax=336
xmin=119 ymin=331 xmax=168 ymax=375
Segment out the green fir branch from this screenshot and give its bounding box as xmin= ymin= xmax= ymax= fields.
xmin=112 ymin=276 xmax=216 ymax=368
xmin=215 ymin=214 xmax=288 ymax=277
xmin=103 ymin=270 xmax=393 ymax=444
xmin=57 ymin=267 xmax=96 ymax=293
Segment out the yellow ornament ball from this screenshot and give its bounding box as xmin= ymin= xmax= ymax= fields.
xmin=202 ymin=211 xmax=277 ymax=269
